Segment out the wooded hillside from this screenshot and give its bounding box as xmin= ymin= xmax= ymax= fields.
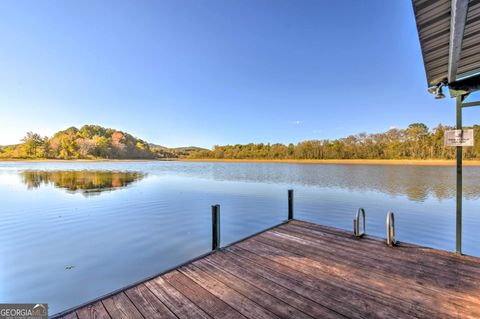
xmin=0 ymin=125 xmax=175 ymax=159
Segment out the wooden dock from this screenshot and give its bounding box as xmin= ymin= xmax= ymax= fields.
xmin=57 ymin=220 xmax=480 ymax=319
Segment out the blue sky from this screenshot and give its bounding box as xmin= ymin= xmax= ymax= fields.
xmin=0 ymin=0 xmax=478 ymax=148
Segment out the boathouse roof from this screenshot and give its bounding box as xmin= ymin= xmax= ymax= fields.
xmin=412 ymin=0 xmax=480 ymax=95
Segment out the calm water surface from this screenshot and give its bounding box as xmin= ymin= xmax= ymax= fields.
xmin=0 ymin=161 xmax=479 ymax=314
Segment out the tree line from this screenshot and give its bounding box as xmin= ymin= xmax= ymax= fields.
xmin=0 ymin=125 xmax=176 ymax=159
xmin=188 ymin=123 xmax=480 ymax=160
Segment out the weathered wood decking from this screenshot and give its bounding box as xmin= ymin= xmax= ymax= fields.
xmin=58 ymin=220 xmax=480 ymax=319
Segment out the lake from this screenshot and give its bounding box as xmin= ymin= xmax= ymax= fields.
xmin=0 ymin=160 xmax=479 ymax=315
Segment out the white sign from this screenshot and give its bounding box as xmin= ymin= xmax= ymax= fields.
xmin=445 ymin=129 xmax=474 ymax=147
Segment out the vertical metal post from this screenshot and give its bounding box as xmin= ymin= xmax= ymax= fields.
xmin=212 ymin=204 xmax=220 ymax=250
xmin=288 ymin=189 xmax=294 ymax=220
xmin=386 ymin=211 xmax=396 ymax=247
xmin=456 ymin=95 xmax=463 ymax=255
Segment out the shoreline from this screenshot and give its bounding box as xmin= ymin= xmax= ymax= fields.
xmin=1 ymin=158 xmax=480 ymax=166
xmin=0 ymin=158 xmax=173 ymax=163
xmin=179 ymin=158 xmax=480 ymax=166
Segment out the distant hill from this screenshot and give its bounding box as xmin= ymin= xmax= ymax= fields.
xmin=0 ymin=125 xmax=205 ymax=160
xmin=173 ymin=146 xmax=207 ymax=152
xmin=149 ymin=144 xmax=208 ymax=158
xmin=148 ymin=143 xmax=167 ymax=149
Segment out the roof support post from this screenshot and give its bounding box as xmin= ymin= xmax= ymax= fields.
xmin=448 ymin=0 xmax=469 ymax=83
xmin=455 ymin=94 xmax=464 ymax=255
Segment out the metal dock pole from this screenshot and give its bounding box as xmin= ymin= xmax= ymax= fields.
xmin=212 ymin=204 xmax=220 ymax=250
xmin=288 ymin=189 xmax=294 ymax=220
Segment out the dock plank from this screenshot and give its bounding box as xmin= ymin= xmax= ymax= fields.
xmin=56 ymin=220 xmax=480 ymax=319
xmin=266 ymin=228 xmax=480 ymax=302
xmin=192 ymin=258 xmax=317 ymax=319
xmin=274 ymin=226 xmax=480 ymax=302
xmin=163 ymin=270 xmax=245 ymax=319
xmin=290 ymin=221 xmax=480 ymax=275
xmin=224 ymin=246 xmax=399 ymax=319
xmin=253 ymin=233 xmax=477 ymax=318
xmin=292 ymin=220 xmax=480 ymax=270
xmin=179 ymin=264 xmax=280 ymax=319
xmin=145 ymin=277 xmax=211 ymax=319
xmin=60 ymin=312 xmax=78 ymax=319
xmin=125 ymin=284 xmax=177 ymax=319
xmin=237 ymin=236 xmax=437 ymax=319
xmin=205 ymin=250 xmax=359 ymax=319
xmin=102 ymin=293 xmax=144 ymax=319
xmin=76 ymin=301 xmax=111 ymax=319
xmin=280 ymin=223 xmax=480 ymax=282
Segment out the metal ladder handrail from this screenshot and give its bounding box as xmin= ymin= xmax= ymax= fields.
xmin=386 ymin=211 xmax=396 ymax=246
xmin=353 ymin=208 xmax=366 ymax=237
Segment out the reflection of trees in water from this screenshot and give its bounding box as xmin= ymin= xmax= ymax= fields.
xmin=21 ymin=170 xmax=145 ymax=196
xmin=206 ymin=164 xmax=480 ymax=202
xmin=17 ymin=165 xmax=480 ymax=202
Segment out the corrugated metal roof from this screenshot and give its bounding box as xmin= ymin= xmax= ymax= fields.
xmin=412 ymin=0 xmax=480 ymax=86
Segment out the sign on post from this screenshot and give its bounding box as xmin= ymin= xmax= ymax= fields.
xmin=445 ymin=129 xmax=474 ymax=147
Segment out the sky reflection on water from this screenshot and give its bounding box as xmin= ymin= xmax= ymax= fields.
xmin=0 ymin=161 xmax=478 ymax=314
